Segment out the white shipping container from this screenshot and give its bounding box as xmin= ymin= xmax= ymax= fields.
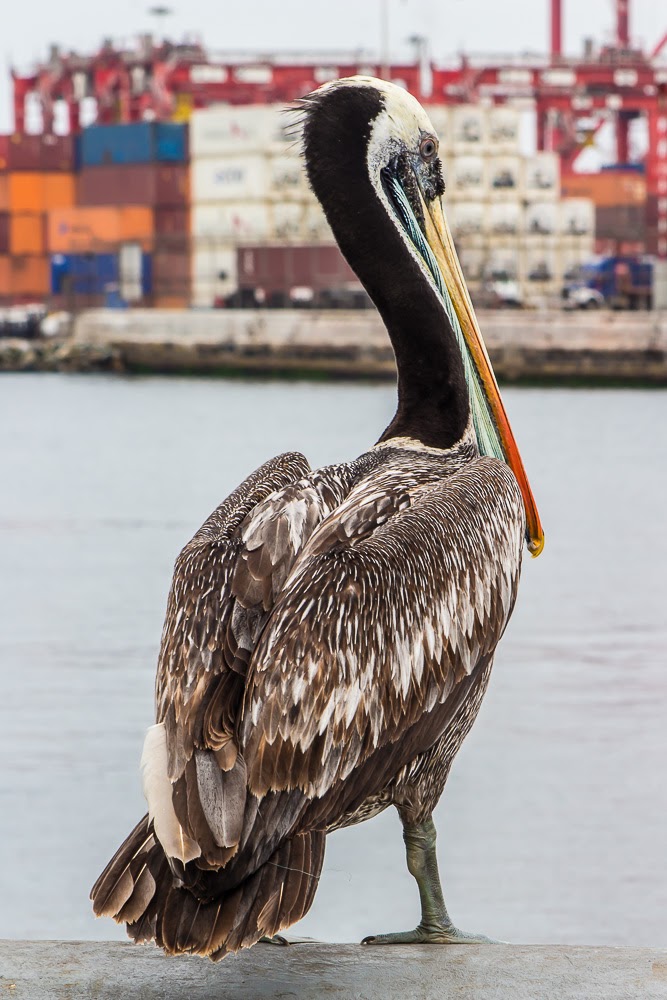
xmin=192 ymin=246 xmax=237 ymax=307
xmin=523 ymin=152 xmax=560 ymax=200
xmin=484 ymin=248 xmax=519 ymax=281
xmin=489 ymin=201 xmax=521 ymax=236
xmin=558 ymin=244 xmax=593 ymax=282
xmin=488 ymin=106 xmax=521 ymax=153
xmin=450 ymin=201 xmax=485 ymax=238
xmin=192 ymin=156 xmax=270 ymax=203
xmin=525 ymin=201 xmax=558 ymax=236
xmin=451 ymin=155 xmax=486 ymax=197
xmin=459 ymin=247 xmax=484 ymax=282
xmin=425 ymin=105 xmax=451 ymax=147
xmin=270 ymin=203 xmax=307 ymax=240
xmin=303 ymin=203 xmax=333 ymax=241
xmin=559 ymin=198 xmax=595 ymax=237
xmin=192 ymin=202 xmax=272 ymax=243
xmin=488 ymin=156 xmax=523 ymax=198
xmin=451 ymin=106 xmax=487 ymax=149
xmin=190 ymin=104 xmax=288 ymax=157
xmin=523 ymin=246 xmax=558 ymax=283
xmin=269 ymin=154 xmax=308 ymax=199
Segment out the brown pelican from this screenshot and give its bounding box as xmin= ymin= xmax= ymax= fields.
xmin=91 ymin=76 xmax=543 ymax=958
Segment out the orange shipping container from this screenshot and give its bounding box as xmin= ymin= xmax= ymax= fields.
xmin=0 ymin=175 xmax=8 ymax=213
xmin=0 ymin=255 xmax=49 ymax=298
xmin=8 ymin=172 xmax=76 ymax=213
xmin=48 ymin=206 xmax=154 ymax=252
xmin=10 ymin=214 xmax=46 ymax=255
xmin=560 ymin=171 xmax=646 ymax=207
xmin=0 ymin=255 xmax=10 ymax=297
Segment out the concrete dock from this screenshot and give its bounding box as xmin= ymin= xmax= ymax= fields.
xmin=1 ymin=941 xmax=666 ymax=999
xmin=2 ymin=308 xmax=667 ymax=382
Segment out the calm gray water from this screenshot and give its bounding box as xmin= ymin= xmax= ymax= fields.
xmin=0 ymin=373 xmax=665 ymax=946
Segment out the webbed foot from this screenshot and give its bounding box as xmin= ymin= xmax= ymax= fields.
xmin=258 ymin=934 xmax=289 ymax=946
xmin=362 ymin=922 xmax=497 ymax=945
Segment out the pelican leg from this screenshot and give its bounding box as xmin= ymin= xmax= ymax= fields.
xmin=362 ymin=816 xmax=496 ymax=945
xmin=258 ymin=935 xmax=289 ymax=946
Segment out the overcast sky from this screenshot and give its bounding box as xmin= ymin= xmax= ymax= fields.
xmin=3 ymin=0 xmax=666 ymax=132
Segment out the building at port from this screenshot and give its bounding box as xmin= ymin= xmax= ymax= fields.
xmin=1 ymin=0 xmax=665 ymax=310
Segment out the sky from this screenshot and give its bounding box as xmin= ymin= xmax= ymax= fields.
xmin=3 ymin=0 xmax=667 ymax=132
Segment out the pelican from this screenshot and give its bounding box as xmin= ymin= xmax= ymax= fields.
xmin=91 ymin=76 xmax=543 ymax=958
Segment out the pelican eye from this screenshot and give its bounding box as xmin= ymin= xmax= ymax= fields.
xmin=419 ymin=136 xmax=438 ymax=162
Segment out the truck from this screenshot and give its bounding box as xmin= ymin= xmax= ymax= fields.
xmin=562 ymin=256 xmax=653 ymax=310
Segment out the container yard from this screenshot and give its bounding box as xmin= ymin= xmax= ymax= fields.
xmin=0 ymin=0 xmax=665 ymax=322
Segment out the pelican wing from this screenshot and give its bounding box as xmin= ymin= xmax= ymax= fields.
xmin=241 ymin=458 xmax=524 ymax=817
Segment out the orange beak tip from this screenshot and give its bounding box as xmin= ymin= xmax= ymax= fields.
xmin=528 ymin=533 xmax=545 ymax=559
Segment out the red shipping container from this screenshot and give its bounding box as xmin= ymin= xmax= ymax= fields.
xmin=153 ymin=206 xmax=190 ymax=239
xmin=0 ymin=212 xmax=9 ymax=254
xmin=6 ymin=134 xmax=75 ymax=172
xmin=153 ymin=250 xmax=191 ymax=297
xmin=77 ymin=164 xmax=189 ymax=207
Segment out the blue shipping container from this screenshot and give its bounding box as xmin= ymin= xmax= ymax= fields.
xmin=50 ymin=253 xmax=152 ymax=296
xmin=80 ymin=122 xmax=188 ymax=167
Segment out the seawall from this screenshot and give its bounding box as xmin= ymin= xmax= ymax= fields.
xmin=1 ymin=940 xmax=667 ymax=999
xmin=2 ymin=308 xmax=667 ymax=382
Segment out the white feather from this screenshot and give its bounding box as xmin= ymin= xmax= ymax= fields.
xmin=140 ymin=723 xmax=201 ymax=864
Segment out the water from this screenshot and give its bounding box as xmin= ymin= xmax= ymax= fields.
xmin=0 ymin=373 xmax=666 ymax=946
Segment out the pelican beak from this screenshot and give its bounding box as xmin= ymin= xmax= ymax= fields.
xmin=421 ymin=193 xmax=545 ymax=557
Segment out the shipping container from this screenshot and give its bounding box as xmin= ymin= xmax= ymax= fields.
xmin=0 ymin=213 xmax=8 ymax=254
xmin=559 ymin=198 xmax=595 ymax=237
xmin=5 ymin=134 xmax=75 ymax=172
xmin=76 ymin=163 xmax=189 ymax=207
xmin=152 ymin=250 xmax=191 ymax=297
xmin=47 ymin=206 xmax=154 ymax=252
xmin=268 ymin=153 xmax=308 ymax=200
xmin=487 ymin=107 xmax=521 ymax=153
xmin=451 ymin=156 xmax=486 ymax=197
xmin=0 ymin=175 xmax=8 ymax=212
xmin=560 ymin=171 xmax=646 ymax=207
xmin=525 ymin=201 xmax=557 ymax=236
xmin=190 ymin=105 xmax=287 ymax=158
xmin=192 ymin=202 xmax=272 ymax=243
xmin=522 ymin=246 xmax=558 ymax=283
xmin=523 ymin=153 xmax=560 ymax=201
xmin=484 ymin=248 xmax=520 ymax=281
xmin=10 ymin=214 xmax=46 ymax=255
xmin=153 ymin=206 xmax=190 ymax=241
xmin=192 ymin=155 xmax=271 ymax=203
xmin=50 ymin=251 xmax=152 ymax=297
xmin=3 ymin=255 xmax=49 ymax=299
xmin=488 ymin=156 xmax=523 ymax=199
xmin=192 ymin=246 xmax=238 ymax=307
xmin=595 ymin=204 xmax=646 ymax=241
xmin=451 ymin=106 xmax=487 ymax=150
xmin=0 ymin=136 xmax=8 ymax=171
xmin=302 ymin=203 xmax=332 ymax=242
xmin=235 ymin=244 xmax=361 ymax=306
xmin=425 ymin=106 xmax=450 ymax=148
xmin=458 ymin=246 xmax=484 ymax=282
xmin=270 ymin=203 xmax=306 ymax=240
xmin=8 ymin=173 xmax=75 ymax=213
xmin=488 ymin=201 xmax=521 ymax=236
xmin=449 ymin=201 xmax=485 ymax=238
xmin=80 ymin=123 xmax=188 ymax=167
xmin=0 ymin=255 xmax=9 ymax=299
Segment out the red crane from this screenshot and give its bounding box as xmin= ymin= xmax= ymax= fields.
xmin=10 ymin=1 xmax=667 ymax=256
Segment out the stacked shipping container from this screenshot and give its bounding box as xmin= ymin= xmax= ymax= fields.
xmin=51 ymin=122 xmax=190 ymax=307
xmin=432 ymin=104 xmax=594 ymax=303
xmin=190 ymin=105 xmax=317 ymax=306
xmin=0 ymin=134 xmax=75 ymax=304
xmin=561 ymin=168 xmax=647 ymax=256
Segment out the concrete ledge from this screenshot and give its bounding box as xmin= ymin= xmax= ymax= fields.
xmin=1 ymin=941 xmax=666 ymax=999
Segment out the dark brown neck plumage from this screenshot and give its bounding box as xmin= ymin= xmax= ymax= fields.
xmin=303 ymin=87 xmax=470 ymax=450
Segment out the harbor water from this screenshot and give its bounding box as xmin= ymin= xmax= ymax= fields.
xmin=0 ymin=373 xmax=665 ymax=946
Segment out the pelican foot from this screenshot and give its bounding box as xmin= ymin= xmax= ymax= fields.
xmin=362 ymin=923 xmax=497 ymax=945
xmin=259 ymin=934 xmax=290 ymax=946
